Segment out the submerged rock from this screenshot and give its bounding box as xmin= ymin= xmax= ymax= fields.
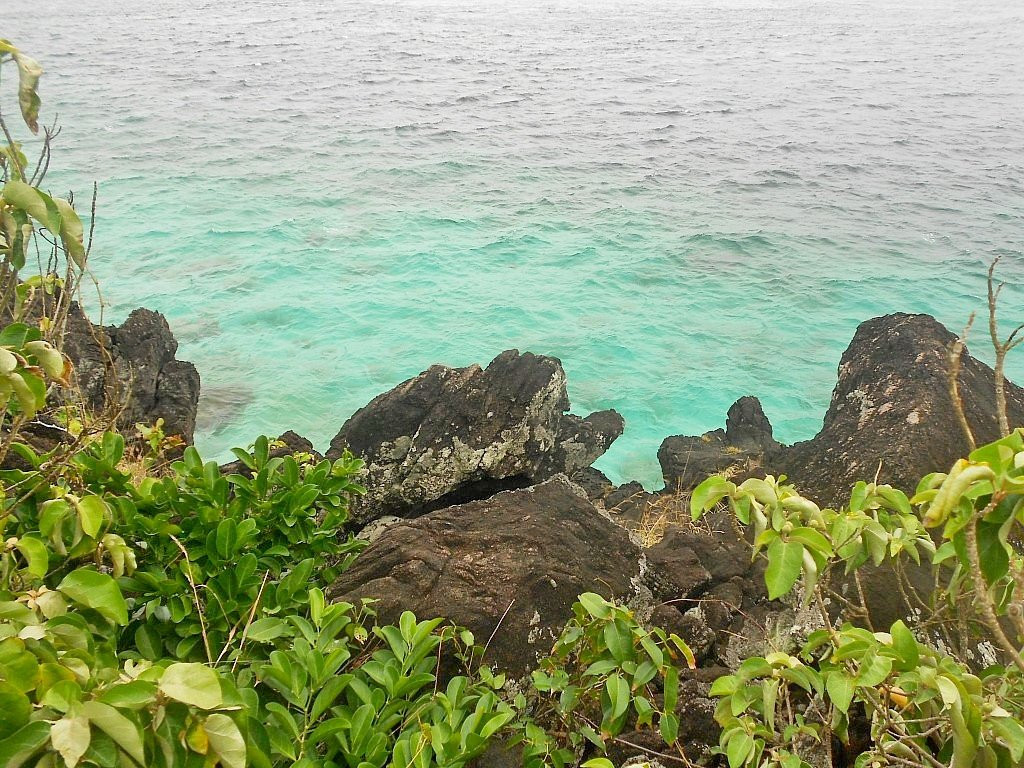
xmin=326 ymin=476 xmax=645 ymax=675
xmin=63 ymin=306 xmax=200 ymax=441
xmin=328 ymin=349 xmax=624 ymax=522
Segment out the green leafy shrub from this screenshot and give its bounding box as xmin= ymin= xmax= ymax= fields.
xmin=521 ymin=592 xmax=694 ymax=767
xmin=692 ymin=428 xmax=1024 ymax=768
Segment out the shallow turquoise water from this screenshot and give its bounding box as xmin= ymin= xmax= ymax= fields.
xmin=6 ymin=0 xmax=1024 ymax=486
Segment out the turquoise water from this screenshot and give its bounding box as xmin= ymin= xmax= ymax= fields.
xmin=6 ymin=0 xmax=1024 ymax=487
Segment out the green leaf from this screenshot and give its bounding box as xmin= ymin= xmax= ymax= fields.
xmin=0 ymin=682 xmax=30 ymax=739
xmin=581 ymin=760 xmax=615 ymax=768
xmin=660 ymin=712 xmax=680 ymax=745
xmin=664 ymin=664 xmax=679 ymax=713
xmin=97 ymin=681 xmax=157 ymax=711
xmin=203 ymin=714 xmax=246 ymax=768
xmin=80 ymin=701 xmax=144 ymax=765
xmin=691 ymin=475 xmax=735 ymax=519
xmin=0 ymin=721 xmax=50 ymax=768
xmin=75 ymin=495 xmax=107 ymax=539
xmin=857 ymin=655 xmax=892 ymax=688
xmin=605 ymin=674 xmax=630 ymax=721
xmin=936 ymin=675 xmax=960 ymax=707
xmin=991 ymin=717 xmax=1024 ymax=763
xmin=50 ymin=715 xmax=90 ymax=768
xmin=975 ymin=519 xmax=1010 ymax=586
xmin=788 ymin=527 xmax=834 ymax=557
xmin=765 ymin=538 xmax=804 ymax=600
xmin=2 ymin=180 xmax=60 ymax=232
xmin=11 ymin=49 xmax=43 ymax=134
xmin=889 ymin=621 xmax=920 ymax=669
xmin=58 ymin=569 xmax=128 ymax=625
xmin=603 ymin=620 xmax=633 ymax=663
xmin=246 ymin=617 xmax=288 ymax=643
xmin=158 ymin=663 xmax=223 ymax=710
xmin=577 ymin=592 xmax=611 ymax=619
xmin=52 ymin=198 xmax=85 ymax=266
xmin=726 ymin=731 xmax=754 ymax=768
xmin=825 ymin=672 xmax=855 ymax=714
xmin=13 ymin=535 xmax=47 ymax=579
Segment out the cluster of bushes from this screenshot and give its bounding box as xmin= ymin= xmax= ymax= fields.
xmin=4 ymin=37 xmax=1024 ymax=768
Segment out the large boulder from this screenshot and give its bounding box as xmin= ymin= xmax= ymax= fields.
xmin=326 ymin=476 xmax=647 ymax=676
xmin=328 ymin=350 xmax=624 ymax=521
xmin=63 ymin=306 xmax=200 ymax=441
xmin=777 ymin=312 xmax=1024 ymax=504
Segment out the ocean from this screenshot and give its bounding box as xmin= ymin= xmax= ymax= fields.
xmin=6 ymin=0 xmax=1024 ymax=487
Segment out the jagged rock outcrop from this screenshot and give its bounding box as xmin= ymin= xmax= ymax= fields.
xmin=777 ymin=312 xmax=1024 ymax=504
xmin=659 ymin=395 xmax=778 ymax=491
xmin=62 ymin=306 xmax=200 ymax=441
xmin=328 ymin=350 xmax=624 ymax=522
xmin=326 ymin=476 xmax=646 ymax=675
xmin=645 ymin=511 xmax=774 ymax=667
xmin=658 ymin=314 xmax=1024 ymax=506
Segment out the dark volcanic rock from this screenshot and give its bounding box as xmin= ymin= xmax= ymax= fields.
xmin=63 ymin=306 xmax=200 ymax=441
xmin=326 ymin=477 xmax=645 ymax=676
xmin=659 ymin=396 xmax=778 ymax=491
xmin=568 ymin=466 xmax=614 ymax=503
xmin=328 ymin=350 xmax=624 ymax=521
xmin=659 ymin=314 xmax=1024 ymax=506
xmin=776 ymin=313 xmax=1024 ymax=504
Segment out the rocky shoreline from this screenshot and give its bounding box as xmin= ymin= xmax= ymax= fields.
xmin=57 ymin=309 xmax=1024 ymax=762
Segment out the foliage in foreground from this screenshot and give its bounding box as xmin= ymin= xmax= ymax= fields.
xmin=691 ymin=429 xmax=1024 ymax=768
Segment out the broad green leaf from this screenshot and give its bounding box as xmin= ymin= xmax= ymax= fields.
xmin=765 ymin=538 xmax=804 ymax=600
xmin=12 ymin=50 xmax=43 ymax=133
xmin=0 ymin=682 xmax=30 ymax=739
xmin=13 ymin=535 xmax=47 ymax=579
xmin=0 ymin=721 xmax=50 ymax=768
xmin=58 ymin=569 xmax=128 ymax=625
xmin=1 ymin=180 xmax=60 ymax=232
xmin=52 ymin=198 xmax=85 ymax=266
xmin=691 ymin=475 xmax=735 ymax=519
xmin=50 ymin=715 xmax=90 ymax=768
xmin=158 ymin=663 xmax=223 ymax=710
xmin=889 ymin=621 xmax=920 ymax=669
xmin=203 ymin=714 xmax=246 ymax=768
xmin=936 ymin=675 xmax=960 ymax=707
xmin=605 ymin=674 xmax=630 ymax=721
xmin=80 ymin=701 xmax=144 ymax=765
xmin=577 ymin=592 xmax=611 ymax=619
xmin=726 ymin=731 xmax=754 ymax=768
xmin=825 ymin=672 xmax=855 ymax=714
xmin=245 ymin=617 xmax=288 ymax=643
xmin=97 ymin=681 xmax=157 ymax=711
xmin=75 ymin=496 xmax=107 ymax=539
xmin=659 ymin=712 xmax=680 ymax=745
xmin=857 ymin=654 xmax=892 ymax=688
xmin=991 ymin=717 xmax=1024 ymax=763
xmin=603 ymin=620 xmax=633 ymax=663
xmin=787 ymin=527 xmax=834 ymax=557
xmin=975 ymin=519 xmax=1010 ymax=585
